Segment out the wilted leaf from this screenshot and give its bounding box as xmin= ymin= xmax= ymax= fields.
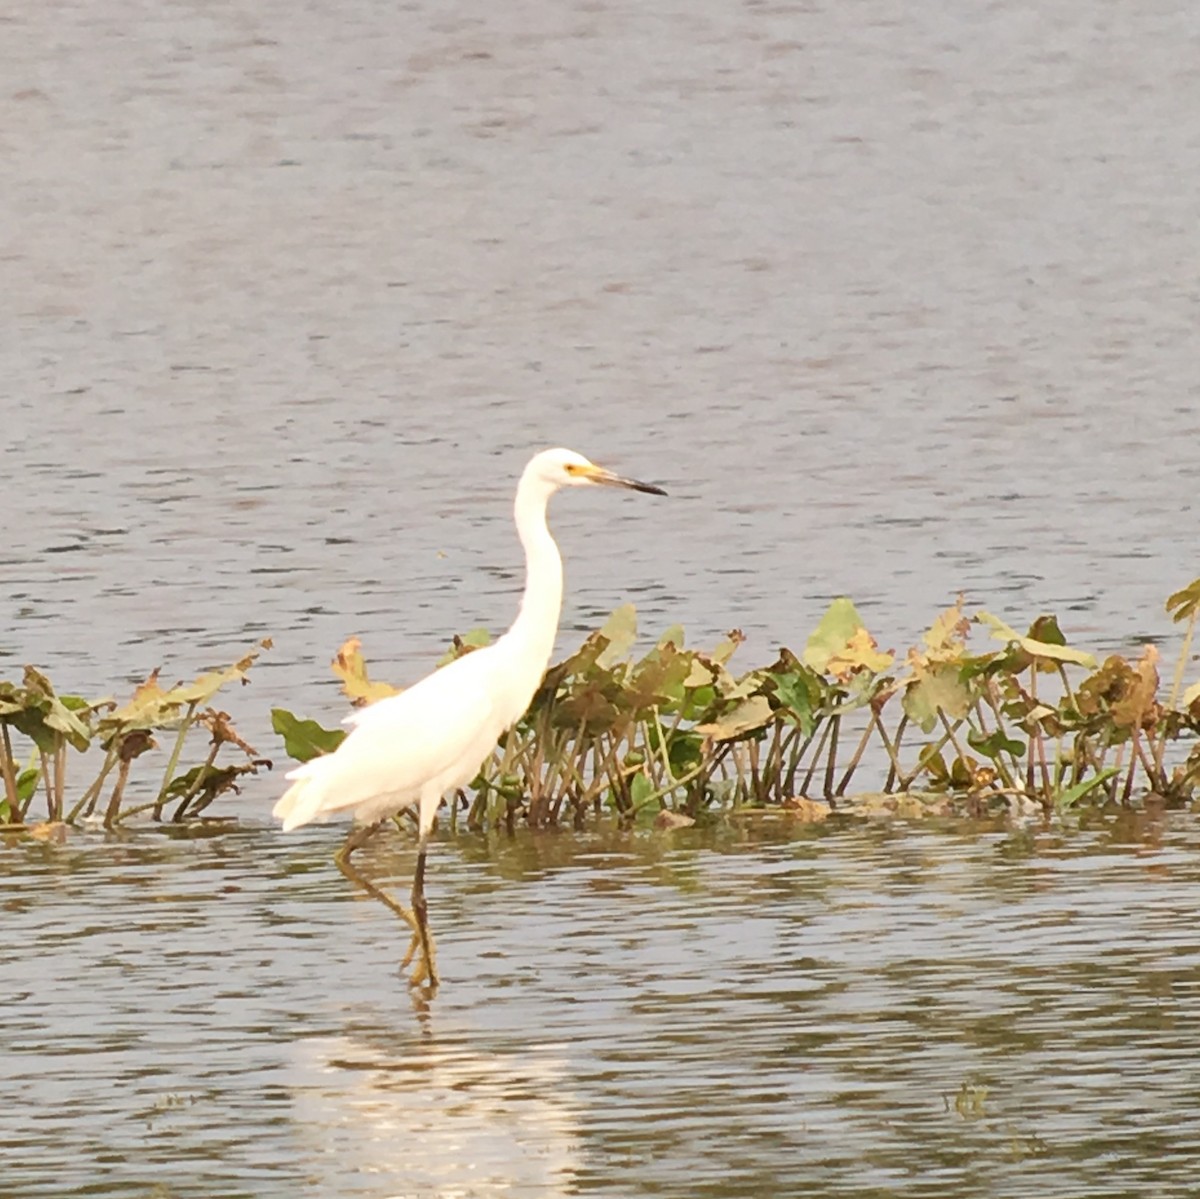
xmin=695 ymin=694 xmax=774 ymax=741
xmin=656 ymin=624 xmax=685 ymax=651
xmin=922 ymin=596 xmax=970 ymax=660
xmin=271 ymin=708 xmax=347 ymax=762
xmin=710 ymin=630 xmax=744 ymax=666
xmin=199 ymin=710 xmax=258 ymax=755
xmin=1166 ymin=577 xmax=1200 ymax=624
xmin=804 ymin=599 xmax=894 ymax=680
xmin=596 ymin=604 xmax=638 ymax=669
xmin=332 ymin=637 xmax=401 ymax=706
xmin=902 ymin=662 xmax=973 ymax=733
xmin=653 ymin=809 xmax=695 ymax=830
xmin=437 ymin=628 xmax=492 ymax=667
xmin=976 ymin=611 xmax=1096 ymax=669
xmin=171 ymin=645 xmax=265 ymax=706
xmin=1110 ymin=644 xmax=1160 ymax=730
xmin=781 ymin=796 xmax=831 ymax=822
xmin=804 ymin=598 xmax=864 ymax=674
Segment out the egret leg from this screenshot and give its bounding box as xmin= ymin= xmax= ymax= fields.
xmin=400 ymin=834 xmax=438 ymax=989
xmin=333 ymin=821 xmax=423 ymax=967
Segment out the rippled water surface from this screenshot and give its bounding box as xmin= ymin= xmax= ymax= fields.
xmin=3 ymin=0 xmax=1200 ymax=756
xmin=6 ymin=817 xmax=1200 ymax=1197
xmin=5 ymin=1 xmax=1200 ymax=1195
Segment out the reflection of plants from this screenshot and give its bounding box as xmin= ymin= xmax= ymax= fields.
xmin=274 ymin=580 xmax=1200 ymax=827
xmin=1 ymin=643 xmax=271 ymax=828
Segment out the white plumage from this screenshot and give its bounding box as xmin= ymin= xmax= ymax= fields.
xmin=272 ymin=447 xmax=665 ymax=989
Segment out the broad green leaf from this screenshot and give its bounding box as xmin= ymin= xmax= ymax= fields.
xmin=769 ymin=667 xmax=821 ymax=737
xmin=271 ymin=708 xmax=346 ymax=763
xmin=630 ymin=771 xmax=654 ymax=807
xmin=967 ymin=728 xmax=1025 ymax=760
xmin=16 ymin=766 xmax=40 ymax=805
xmin=1055 ymin=767 xmax=1120 ymax=810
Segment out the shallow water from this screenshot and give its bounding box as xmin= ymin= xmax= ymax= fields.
xmin=5 ymin=816 xmax=1200 ymax=1198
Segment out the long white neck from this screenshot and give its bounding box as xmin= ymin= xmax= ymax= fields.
xmin=495 ymin=469 xmax=563 ymax=712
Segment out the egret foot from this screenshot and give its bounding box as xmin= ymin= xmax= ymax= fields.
xmin=405 ymin=837 xmax=439 ymax=988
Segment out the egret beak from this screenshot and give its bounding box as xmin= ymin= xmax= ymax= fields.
xmin=582 ymin=464 xmax=667 ymax=496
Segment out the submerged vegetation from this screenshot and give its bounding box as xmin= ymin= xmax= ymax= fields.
xmin=0 ymin=643 xmax=271 ymax=829
xmin=273 ymin=579 xmax=1200 ymax=829
xmin=6 ymin=580 xmax=1199 ymax=833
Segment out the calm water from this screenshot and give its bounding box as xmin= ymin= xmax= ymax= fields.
xmin=5 ymin=816 xmax=1200 ymax=1198
xmin=4 ymin=1 xmax=1200 ymax=1195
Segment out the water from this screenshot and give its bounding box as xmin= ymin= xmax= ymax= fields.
xmin=2 ymin=0 xmax=1199 ymax=757
xmin=4 ymin=2 xmax=1200 ymax=1194
xmin=5 ymin=816 xmax=1200 ymax=1197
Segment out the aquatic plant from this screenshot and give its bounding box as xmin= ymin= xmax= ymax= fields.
xmin=0 ymin=643 xmax=271 ymax=829
xmin=273 ymin=580 xmax=1200 ymax=826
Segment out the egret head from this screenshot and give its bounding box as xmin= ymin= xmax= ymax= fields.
xmin=529 ymin=448 xmax=667 ymax=496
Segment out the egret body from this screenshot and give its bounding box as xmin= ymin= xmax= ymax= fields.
xmin=273 ymin=448 xmax=665 ymax=988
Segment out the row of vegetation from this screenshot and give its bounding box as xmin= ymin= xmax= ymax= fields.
xmin=5 ymin=581 xmax=1200 ymax=832
xmin=0 ymin=644 xmax=270 ymax=830
xmin=275 ymin=579 xmax=1200 ymax=828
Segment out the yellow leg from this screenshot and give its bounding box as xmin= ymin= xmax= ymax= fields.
xmin=333 ymin=821 xmax=437 ymax=990
xmin=402 ymin=836 xmax=439 ymax=988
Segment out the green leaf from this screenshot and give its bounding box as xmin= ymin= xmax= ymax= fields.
xmin=630 ymin=771 xmax=654 ymax=807
xmin=769 ymin=667 xmax=821 ymax=737
xmin=1055 ymin=767 xmax=1120 ymax=810
xmin=271 ymin=708 xmax=346 ymax=763
xmin=967 ymin=728 xmax=1025 ymax=761
xmin=16 ymin=767 xmax=40 ymax=805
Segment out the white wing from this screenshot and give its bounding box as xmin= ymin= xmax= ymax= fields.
xmin=274 ymin=650 xmax=501 ymax=831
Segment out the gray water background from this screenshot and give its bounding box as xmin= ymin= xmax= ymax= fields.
xmin=3 ymin=1 xmax=1200 ymax=1195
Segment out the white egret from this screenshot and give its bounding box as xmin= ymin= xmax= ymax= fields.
xmin=273 ymin=448 xmax=666 ymax=988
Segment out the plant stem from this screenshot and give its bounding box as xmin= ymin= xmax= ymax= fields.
xmin=0 ymin=724 xmax=21 ymax=819
xmin=155 ymin=704 xmax=197 ymax=819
